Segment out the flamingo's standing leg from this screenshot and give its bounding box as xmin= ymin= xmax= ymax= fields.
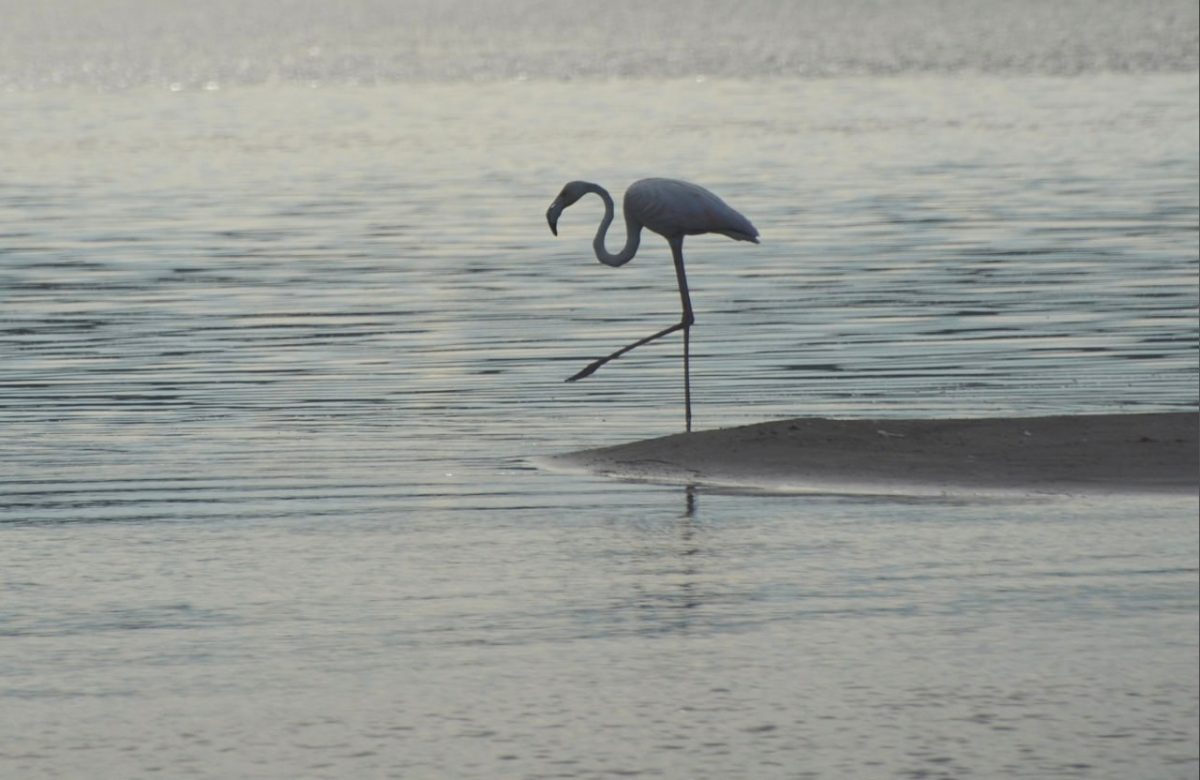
xmin=668 ymin=236 xmax=695 ymax=432
xmin=683 ymin=327 xmax=691 ymax=432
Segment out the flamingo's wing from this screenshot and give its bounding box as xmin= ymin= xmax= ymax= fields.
xmin=626 ymin=178 xmax=758 ymax=243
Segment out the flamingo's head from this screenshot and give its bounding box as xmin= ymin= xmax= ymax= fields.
xmin=546 ymin=181 xmax=591 ymax=236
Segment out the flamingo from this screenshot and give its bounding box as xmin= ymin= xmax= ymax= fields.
xmin=546 ymin=178 xmax=759 ymax=432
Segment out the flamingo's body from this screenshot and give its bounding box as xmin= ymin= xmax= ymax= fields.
xmin=546 ymin=178 xmax=759 ymax=431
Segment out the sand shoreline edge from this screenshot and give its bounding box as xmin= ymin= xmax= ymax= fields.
xmin=542 ymin=412 xmax=1199 ymax=497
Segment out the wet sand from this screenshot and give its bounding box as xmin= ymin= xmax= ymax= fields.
xmin=546 ymin=412 xmax=1199 ymax=496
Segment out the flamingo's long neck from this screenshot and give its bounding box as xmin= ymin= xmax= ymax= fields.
xmin=587 ymin=183 xmax=641 ymax=267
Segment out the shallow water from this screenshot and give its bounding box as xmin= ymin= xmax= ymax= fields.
xmin=2 ymin=2 xmax=1199 ymax=778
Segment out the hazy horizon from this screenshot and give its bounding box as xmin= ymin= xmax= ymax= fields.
xmin=2 ymin=0 xmax=1197 ymax=90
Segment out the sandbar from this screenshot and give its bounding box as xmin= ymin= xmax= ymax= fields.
xmin=544 ymin=412 xmax=1199 ymax=497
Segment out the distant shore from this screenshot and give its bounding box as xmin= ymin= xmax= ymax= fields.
xmin=545 ymin=412 xmax=1199 ymax=497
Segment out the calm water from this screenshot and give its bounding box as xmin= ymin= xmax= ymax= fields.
xmin=2 ymin=2 xmax=1198 ymax=778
